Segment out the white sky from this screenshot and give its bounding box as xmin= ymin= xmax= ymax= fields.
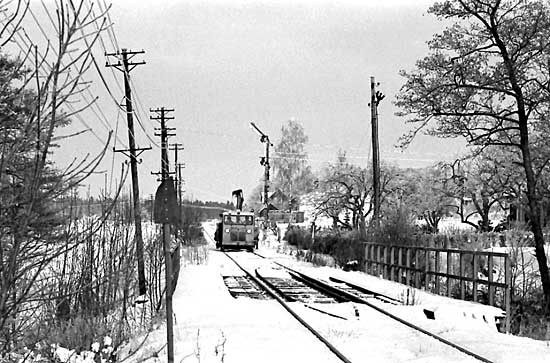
xmin=17 ymin=0 xmax=466 ymax=202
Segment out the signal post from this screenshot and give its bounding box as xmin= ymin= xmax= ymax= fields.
xmin=250 ymin=122 xmax=272 ymax=236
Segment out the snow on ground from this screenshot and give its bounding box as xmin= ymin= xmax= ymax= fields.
xmin=119 ymin=247 xmax=342 ymax=363
xmin=119 ymin=222 xmax=550 ymax=363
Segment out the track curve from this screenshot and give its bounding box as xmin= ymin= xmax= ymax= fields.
xmin=222 ymin=251 xmax=354 ymax=363
xmin=203 ymin=225 xmax=495 ymax=362
xmin=253 ymin=251 xmax=496 ymax=363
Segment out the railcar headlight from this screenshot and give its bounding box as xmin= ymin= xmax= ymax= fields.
xmin=246 ymin=229 xmax=251 ymax=234
xmin=225 ymin=228 xmax=230 ymax=233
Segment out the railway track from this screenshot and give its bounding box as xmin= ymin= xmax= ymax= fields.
xmin=205 ymin=227 xmax=496 ymax=362
xmin=222 ymin=275 xmax=270 ymax=299
xmin=223 ymin=251 xmax=354 ymax=363
xmin=253 ymin=251 xmax=496 ymax=363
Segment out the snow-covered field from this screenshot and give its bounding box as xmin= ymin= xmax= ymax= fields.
xmin=118 ymin=222 xmax=550 ymax=363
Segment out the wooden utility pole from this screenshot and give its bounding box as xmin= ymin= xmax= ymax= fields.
xmin=370 ymin=76 xmax=384 ymax=229
xmin=176 ymin=162 xmax=185 ymax=229
xmin=169 ymin=144 xmax=183 ymax=181
xmin=169 ymin=144 xmax=184 ymax=204
xmin=150 ymin=194 xmax=154 ymax=222
xmin=170 ymin=143 xmax=184 ymax=239
xmin=250 ymin=122 xmax=272 ymax=231
xmin=106 ymin=48 xmax=150 ymax=297
xmin=151 ymin=107 xmax=176 ymax=363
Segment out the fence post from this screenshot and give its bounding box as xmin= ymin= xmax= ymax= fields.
xmin=377 ymin=245 xmax=382 ymax=277
xmin=435 ymin=250 xmax=440 ymax=295
xmin=384 ymin=245 xmax=389 ymax=279
xmin=390 ymin=246 xmax=395 ymax=281
xmin=459 ymin=252 xmax=465 ymax=300
xmin=363 ymin=244 xmax=369 ymax=273
xmin=398 ymin=247 xmax=403 ymax=283
xmin=447 ymin=250 xmax=452 ymax=297
xmin=425 ymin=249 xmax=430 ymax=292
xmin=365 ymin=244 xmax=371 ymax=274
xmin=370 ymin=245 xmax=378 ymax=275
xmin=370 ymin=244 xmax=375 ymax=274
xmin=488 ymin=254 xmax=494 ymax=305
xmin=473 ymin=253 xmax=478 ymax=302
xmin=505 ymin=253 xmax=511 ymax=334
xmin=406 ymin=248 xmax=412 ymax=286
xmin=415 ymin=249 xmax=421 ymax=288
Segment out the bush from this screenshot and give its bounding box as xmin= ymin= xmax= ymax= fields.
xmin=374 ymin=206 xmax=419 ymax=246
xmin=284 ymin=226 xmax=313 ymax=250
xmin=184 ymin=223 xmax=205 ymax=245
xmin=311 ymin=229 xmax=365 ymax=268
xmin=510 ymin=290 xmax=550 ymax=339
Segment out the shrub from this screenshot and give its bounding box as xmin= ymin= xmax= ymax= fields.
xmin=374 ymin=206 xmax=419 ymax=246
xmin=284 ymin=226 xmax=312 ymax=250
xmin=311 ymin=230 xmax=365 ymax=268
xmin=283 ymin=227 xmax=364 ymax=268
xmin=510 ymin=289 xmax=550 ymax=339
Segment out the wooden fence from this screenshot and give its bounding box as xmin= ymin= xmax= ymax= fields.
xmin=364 ymin=242 xmax=512 ymax=332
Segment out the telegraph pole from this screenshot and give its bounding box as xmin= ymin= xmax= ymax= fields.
xmin=170 ymin=143 xmax=184 ymax=238
xmin=250 ymin=122 xmax=272 ymax=232
xmin=264 ymin=138 xmax=271 ymax=225
xmin=169 ymin=143 xmax=184 ymax=205
xmin=152 ymin=108 xmax=176 ymax=180
xmin=151 ymin=107 xmax=176 ymax=363
xmin=106 ymin=48 xmax=150 ymax=297
xmin=176 ymin=162 xmax=185 ymax=229
xmin=370 ymin=76 xmax=385 ymax=229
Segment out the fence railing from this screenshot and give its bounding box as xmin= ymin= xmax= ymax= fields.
xmin=364 ymin=242 xmax=511 ymax=332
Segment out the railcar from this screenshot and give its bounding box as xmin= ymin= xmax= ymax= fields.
xmin=214 ymin=189 xmax=258 ymax=251
xmin=214 ymin=211 xmax=258 ymax=251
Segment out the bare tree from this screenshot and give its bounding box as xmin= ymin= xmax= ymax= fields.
xmin=0 ymin=0 xmax=29 ymax=48
xmin=386 ymin=166 xmax=453 ymax=234
xmin=272 ymin=119 xmax=314 ymax=210
xmin=441 ymin=149 xmax=525 ymax=231
xmin=313 ymin=152 xmax=374 ymax=235
xmin=0 ymin=0 xmax=115 ymax=351
xmin=396 ymin=0 xmax=550 ymax=312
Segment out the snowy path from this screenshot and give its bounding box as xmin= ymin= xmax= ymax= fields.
xmin=120 ymin=249 xmax=343 ymax=363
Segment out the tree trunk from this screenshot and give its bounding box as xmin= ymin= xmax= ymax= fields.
xmin=358 ymin=216 xmax=367 ymax=239
xmin=521 ymin=131 xmax=550 ymax=314
xmin=494 ymin=24 xmax=550 ymax=313
xmin=524 ymin=174 xmax=550 ymax=314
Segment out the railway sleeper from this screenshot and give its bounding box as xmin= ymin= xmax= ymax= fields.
xmin=222 ymin=275 xmax=270 ymax=300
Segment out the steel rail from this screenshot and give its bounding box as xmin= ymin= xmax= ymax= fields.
xmin=328 ymin=276 xmax=402 ymax=304
xmin=222 ymin=252 xmax=353 ymax=363
xmin=254 ymin=252 xmax=496 ymax=363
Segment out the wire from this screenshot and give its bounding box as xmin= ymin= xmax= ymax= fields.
xmin=64 ymin=104 xmax=106 ymax=143
xmin=40 ymin=0 xmax=58 ymax=35
xmin=83 ymin=0 xmax=124 ymax=94
xmin=38 ymin=0 xmax=150 ymax=154
xmin=88 ymin=0 xmax=159 ymax=149
xmin=25 ymin=2 xmax=128 ymax=147
xmin=98 ymin=0 xmax=119 ymax=51
xmin=129 ymin=80 xmax=160 ymax=147
xmin=109 ymin=109 xmax=122 ymax=194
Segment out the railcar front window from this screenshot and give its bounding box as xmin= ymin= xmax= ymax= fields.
xmin=224 ymin=214 xmax=254 ymax=225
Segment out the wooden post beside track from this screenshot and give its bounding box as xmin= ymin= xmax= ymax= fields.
xmin=152 ymin=107 xmax=177 ymax=363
